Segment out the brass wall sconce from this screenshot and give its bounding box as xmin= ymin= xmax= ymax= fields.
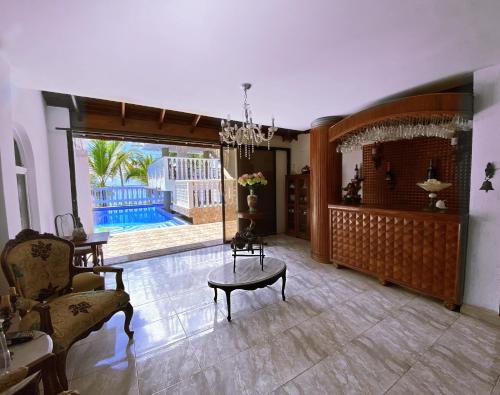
xmin=480 ymin=162 xmax=496 ymax=192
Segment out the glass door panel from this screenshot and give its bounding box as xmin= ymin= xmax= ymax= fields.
xmin=221 ymin=147 xmax=238 ymax=242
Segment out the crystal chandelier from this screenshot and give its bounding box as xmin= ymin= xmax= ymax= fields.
xmin=220 ymin=83 xmax=278 ymax=158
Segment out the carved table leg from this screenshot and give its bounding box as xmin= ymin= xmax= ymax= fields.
xmin=281 ymin=273 xmax=286 ymax=301
xmin=91 ymin=245 xmax=99 ymax=267
xmin=42 ymin=353 xmax=64 ymax=395
xmin=225 ymin=290 xmax=232 ymax=321
xmin=55 ymin=350 xmax=68 ymax=390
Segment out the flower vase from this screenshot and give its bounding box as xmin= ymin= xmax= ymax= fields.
xmin=247 ymin=189 xmax=258 ymax=212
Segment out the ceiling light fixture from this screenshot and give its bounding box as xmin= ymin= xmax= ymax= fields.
xmin=220 ymin=83 xmax=277 ymax=158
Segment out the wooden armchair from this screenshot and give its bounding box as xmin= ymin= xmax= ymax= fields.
xmin=0 ymin=229 xmax=134 ymax=390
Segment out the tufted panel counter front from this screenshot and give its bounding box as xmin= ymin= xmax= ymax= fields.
xmin=329 ymin=204 xmax=463 ymax=309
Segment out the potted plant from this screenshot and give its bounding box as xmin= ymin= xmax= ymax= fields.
xmin=238 ymin=172 xmax=268 ymax=212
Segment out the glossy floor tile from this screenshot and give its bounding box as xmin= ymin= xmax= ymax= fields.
xmin=67 ymin=235 xmax=500 ymax=395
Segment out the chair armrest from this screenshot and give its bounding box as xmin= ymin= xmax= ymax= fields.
xmin=14 ymin=296 xmax=39 ymax=314
xmin=32 ymin=302 xmax=54 ymax=336
xmin=92 ymin=267 xmax=125 ymax=291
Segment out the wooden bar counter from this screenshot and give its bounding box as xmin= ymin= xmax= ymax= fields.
xmin=329 ymin=204 xmax=462 ymax=309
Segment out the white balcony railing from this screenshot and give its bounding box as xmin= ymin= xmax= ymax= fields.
xmin=148 ymin=157 xmax=221 ymax=192
xmin=174 ymin=180 xmax=222 ymax=209
xmin=92 ymin=186 xmax=165 ymax=207
xmin=173 ymin=179 xmax=238 ymax=210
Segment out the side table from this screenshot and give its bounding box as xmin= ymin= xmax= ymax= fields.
xmin=6 ymin=331 xmax=62 ymax=394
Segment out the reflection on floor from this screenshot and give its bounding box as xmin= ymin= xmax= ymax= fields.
xmin=102 ymin=221 xmax=237 ymax=264
xmin=67 ymin=235 xmax=500 ymax=395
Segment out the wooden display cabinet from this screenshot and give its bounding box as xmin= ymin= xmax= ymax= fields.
xmin=285 ymin=174 xmax=310 ymax=240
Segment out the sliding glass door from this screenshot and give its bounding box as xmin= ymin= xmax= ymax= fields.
xmin=221 ymin=147 xmax=238 ymax=242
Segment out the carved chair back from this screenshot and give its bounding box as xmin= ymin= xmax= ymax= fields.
xmin=54 ymin=213 xmax=76 ymax=237
xmin=0 ymin=229 xmax=75 ymax=302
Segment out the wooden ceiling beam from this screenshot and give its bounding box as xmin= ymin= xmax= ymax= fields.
xmin=121 ymin=102 xmax=126 ymax=126
xmin=70 ymin=112 xmax=220 ymax=142
xmin=190 ymin=114 xmax=202 ymax=133
xmin=159 ymin=109 xmax=166 ymax=129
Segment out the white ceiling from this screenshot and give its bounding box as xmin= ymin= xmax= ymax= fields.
xmin=1 ymin=0 xmax=500 ymax=130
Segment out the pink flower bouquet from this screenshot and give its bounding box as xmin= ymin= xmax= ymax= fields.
xmin=237 ymin=172 xmax=268 ymax=189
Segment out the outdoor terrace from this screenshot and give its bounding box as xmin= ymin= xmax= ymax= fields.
xmin=102 ymin=220 xmax=237 ymax=264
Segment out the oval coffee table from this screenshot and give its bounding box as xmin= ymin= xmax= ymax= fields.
xmin=208 ymin=257 xmax=286 ymax=321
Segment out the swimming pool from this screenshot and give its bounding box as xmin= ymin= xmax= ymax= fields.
xmin=93 ymin=204 xmax=189 ymax=233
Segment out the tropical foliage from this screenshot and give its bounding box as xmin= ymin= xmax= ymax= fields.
xmin=125 ymin=154 xmax=155 ymax=185
xmin=87 ymin=140 xmax=132 ymax=187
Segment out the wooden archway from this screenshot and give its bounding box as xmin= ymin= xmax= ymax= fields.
xmin=329 ymin=92 xmax=472 ymax=142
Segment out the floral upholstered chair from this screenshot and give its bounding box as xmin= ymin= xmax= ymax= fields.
xmin=0 ymin=229 xmax=134 ymax=390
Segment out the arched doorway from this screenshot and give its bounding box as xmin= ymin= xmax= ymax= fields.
xmin=13 ymin=125 xmax=40 ymax=231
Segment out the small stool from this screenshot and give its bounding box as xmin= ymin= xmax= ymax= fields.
xmin=230 ymin=232 xmax=265 ymax=272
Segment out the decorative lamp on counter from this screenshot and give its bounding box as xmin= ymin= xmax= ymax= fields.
xmin=480 ymin=162 xmax=496 ymax=192
xmin=417 ymin=179 xmax=452 ymax=210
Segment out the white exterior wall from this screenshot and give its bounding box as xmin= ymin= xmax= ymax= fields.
xmin=464 ymin=64 xmax=500 ymax=313
xmin=11 ymin=87 xmax=55 ymax=233
xmin=0 ymin=59 xmax=56 ymax=292
xmin=75 ymin=148 xmax=94 ymax=233
xmin=46 ymin=107 xmax=72 ymax=220
xmin=46 ymin=108 xmax=94 ymax=233
xmin=0 ymin=56 xmax=21 ymax=246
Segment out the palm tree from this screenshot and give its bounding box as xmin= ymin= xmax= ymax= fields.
xmin=125 ymin=154 xmax=155 ymax=185
xmin=87 ymin=140 xmax=131 ymax=187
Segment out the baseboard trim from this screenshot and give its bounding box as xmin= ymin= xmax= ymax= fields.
xmin=460 ymin=304 xmax=500 ymax=327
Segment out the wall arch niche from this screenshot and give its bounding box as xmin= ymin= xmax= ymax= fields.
xmin=13 ymin=124 xmax=41 ymax=231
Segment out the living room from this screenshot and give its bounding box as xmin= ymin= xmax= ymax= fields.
xmin=0 ymin=2 xmax=498 ymax=394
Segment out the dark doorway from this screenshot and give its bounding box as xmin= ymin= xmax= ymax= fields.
xmin=237 ymin=149 xmax=276 ymax=236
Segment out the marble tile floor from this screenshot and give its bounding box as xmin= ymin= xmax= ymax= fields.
xmin=66 ymin=235 xmax=500 ymax=395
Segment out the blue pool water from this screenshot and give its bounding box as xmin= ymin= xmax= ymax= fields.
xmin=93 ymin=204 xmax=189 ymax=234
